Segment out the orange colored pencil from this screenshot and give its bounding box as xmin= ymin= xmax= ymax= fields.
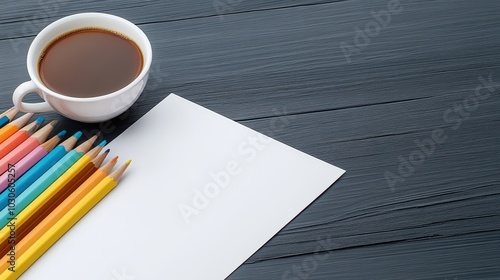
xmin=0 ymin=117 xmax=44 ymax=159
xmin=0 ymin=157 xmax=118 ymax=271
xmin=0 ymin=113 xmax=33 ymax=145
xmin=0 ymin=131 xmax=65 ymax=193
xmin=5 ymin=160 xmax=131 ymax=279
xmin=0 ymin=120 xmax=57 ymax=174
xmin=0 ymin=150 xmax=110 ymax=257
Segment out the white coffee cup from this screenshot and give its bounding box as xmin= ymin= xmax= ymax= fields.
xmin=12 ymin=13 xmax=153 ymax=123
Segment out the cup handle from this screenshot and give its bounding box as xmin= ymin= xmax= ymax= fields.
xmin=13 ymin=81 xmax=54 ymax=113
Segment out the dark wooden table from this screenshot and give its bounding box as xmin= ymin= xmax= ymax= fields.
xmin=1 ymin=0 xmax=499 ymax=279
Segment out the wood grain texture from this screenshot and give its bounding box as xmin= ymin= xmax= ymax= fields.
xmin=0 ymin=0 xmax=499 ymax=279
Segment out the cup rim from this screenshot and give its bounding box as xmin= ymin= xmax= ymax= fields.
xmin=26 ymin=12 xmax=153 ymax=102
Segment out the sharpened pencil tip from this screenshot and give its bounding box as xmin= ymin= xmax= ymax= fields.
xmin=110 ymin=159 xmax=131 ymax=182
xmin=104 ymin=149 xmax=110 ymax=153
xmin=111 ymin=156 xmax=119 ymax=162
xmin=98 ymin=140 xmax=107 ymax=147
xmin=48 ymin=120 xmax=59 ymax=127
xmin=2 ymin=107 xmax=18 ymax=119
xmin=57 ymin=130 xmax=67 ymax=138
xmin=73 ymin=131 xmax=83 ymax=139
xmin=35 ymin=117 xmax=45 ymax=124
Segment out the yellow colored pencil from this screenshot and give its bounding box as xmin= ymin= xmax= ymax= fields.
xmin=0 ymin=156 xmax=118 ymax=272
xmin=0 ymin=149 xmax=109 ymax=258
xmin=0 ymin=135 xmax=99 ymax=243
xmin=0 ymin=139 xmax=103 ymax=234
xmin=0 ymin=160 xmax=131 ymax=278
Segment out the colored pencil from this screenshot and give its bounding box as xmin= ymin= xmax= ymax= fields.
xmin=0 ymin=156 xmax=118 ymax=271
xmin=0 ymin=160 xmax=130 ymax=279
xmin=0 ymin=108 xmax=14 ymax=119
xmin=0 ymin=131 xmax=81 ymax=211
xmin=0 ymin=117 xmax=44 ymax=159
xmin=0 ymin=120 xmax=57 ymax=175
xmin=0 ymin=149 xmax=109 ymax=257
xmin=0 ymin=108 xmax=18 ymax=129
xmin=0 ymin=113 xmax=33 ymax=145
xmin=0 ymin=134 xmax=98 ymax=228
xmin=0 ymin=131 xmax=66 ymax=193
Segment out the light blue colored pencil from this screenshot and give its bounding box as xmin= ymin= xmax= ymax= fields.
xmin=0 ymin=131 xmax=81 ymax=211
xmin=0 ymin=133 xmax=100 ymax=228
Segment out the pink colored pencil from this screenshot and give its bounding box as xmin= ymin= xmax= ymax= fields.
xmin=0 ymin=131 xmax=66 ymax=193
xmin=0 ymin=120 xmax=57 ymax=175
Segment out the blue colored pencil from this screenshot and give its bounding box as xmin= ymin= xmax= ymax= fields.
xmin=0 ymin=132 xmax=81 ymax=210
xmin=0 ymin=133 xmax=98 ymax=228
xmin=0 ymin=108 xmax=18 ymax=129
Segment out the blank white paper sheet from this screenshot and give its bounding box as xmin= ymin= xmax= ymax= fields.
xmin=22 ymin=94 xmax=345 ymax=279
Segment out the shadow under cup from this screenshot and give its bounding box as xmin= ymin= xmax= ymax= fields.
xmin=22 ymin=13 xmax=152 ymax=123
